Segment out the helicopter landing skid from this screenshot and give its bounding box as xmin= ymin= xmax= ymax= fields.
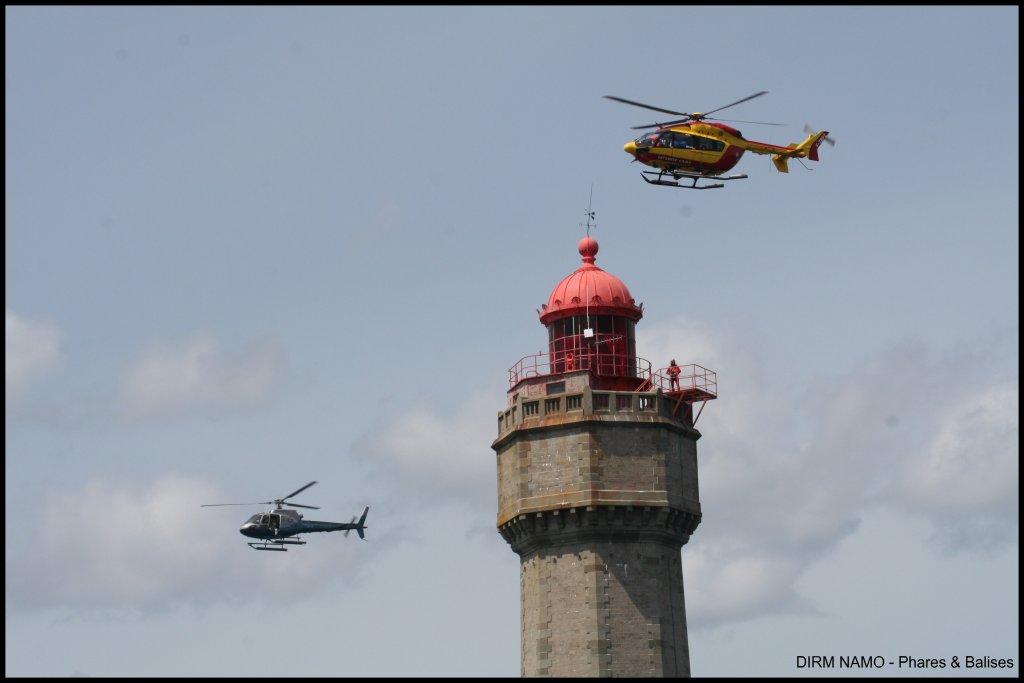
xmin=642 ymin=170 xmax=748 ymax=190
xmin=248 ymin=538 xmax=307 ymax=552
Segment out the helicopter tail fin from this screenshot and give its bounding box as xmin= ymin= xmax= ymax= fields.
xmin=356 ymin=506 xmax=369 ymax=540
xmin=798 ymin=130 xmax=829 ymax=161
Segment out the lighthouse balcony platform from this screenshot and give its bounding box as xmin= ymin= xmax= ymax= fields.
xmin=497 ymin=352 xmax=717 ymax=439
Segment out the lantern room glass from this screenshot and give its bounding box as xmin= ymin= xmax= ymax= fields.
xmin=547 ymin=314 xmax=637 ymax=377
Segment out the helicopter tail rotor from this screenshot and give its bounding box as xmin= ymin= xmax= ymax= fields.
xmin=805 ymin=124 xmax=836 ymax=147
xmin=344 ymin=515 xmax=357 ymax=538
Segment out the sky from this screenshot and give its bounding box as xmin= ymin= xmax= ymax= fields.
xmin=5 ymin=6 xmax=1018 ymax=678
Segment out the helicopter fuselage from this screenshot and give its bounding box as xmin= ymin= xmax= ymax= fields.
xmin=201 ymin=482 xmax=369 ymax=550
xmin=624 ymin=122 xmax=754 ymax=176
xmin=623 ymin=121 xmax=828 ymax=180
xmin=239 ymin=508 xmax=367 ymax=540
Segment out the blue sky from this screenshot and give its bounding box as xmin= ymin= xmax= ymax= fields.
xmin=5 ymin=6 xmax=1018 ymax=677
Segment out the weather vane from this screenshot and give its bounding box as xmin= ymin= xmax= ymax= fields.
xmin=581 ymin=184 xmax=596 ymax=237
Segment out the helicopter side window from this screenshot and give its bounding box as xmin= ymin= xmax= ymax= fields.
xmin=672 ymin=133 xmax=693 ymax=149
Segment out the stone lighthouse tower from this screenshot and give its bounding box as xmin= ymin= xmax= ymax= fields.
xmin=492 ymin=236 xmax=717 ymax=677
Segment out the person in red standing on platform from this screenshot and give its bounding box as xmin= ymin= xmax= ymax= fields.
xmin=667 ymin=359 xmax=681 ymax=391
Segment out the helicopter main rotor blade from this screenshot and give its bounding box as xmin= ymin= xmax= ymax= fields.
xmin=613 ymin=91 xmax=771 ymax=128
xmin=604 ymin=95 xmax=690 ymax=117
xmin=200 ymin=502 xmax=271 ymax=507
xmin=202 ymin=481 xmax=321 ymax=509
xmin=710 ymin=117 xmax=786 ymax=126
xmin=281 ymin=481 xmax=317 ymax=501
xmin=702 ymin=91 xmax=768 ymax=117
xmin=630 ymin=116 xmax=694 ymax=130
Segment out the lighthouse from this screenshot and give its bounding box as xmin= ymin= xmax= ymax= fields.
xmin=492 ymin=236 xmax=717 ymax=677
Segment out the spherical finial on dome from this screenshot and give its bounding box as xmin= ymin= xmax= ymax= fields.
xmin=578 ymin=236 xmax=599 ymax=265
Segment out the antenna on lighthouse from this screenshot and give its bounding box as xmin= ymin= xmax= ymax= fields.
xmin=582 ymin=184 xmax=595 ymax=339
xmin=585 ymin=283 xmax=593 ymax=338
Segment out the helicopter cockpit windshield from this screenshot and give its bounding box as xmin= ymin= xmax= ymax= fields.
xmin=246 ymin=514 xmax=265 ymax=525
xmin=636 ymin=132 xmax=660 ymax=147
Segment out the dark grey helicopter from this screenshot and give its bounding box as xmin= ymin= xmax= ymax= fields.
xmin=202 ymin=481 xmax=368 ymax=551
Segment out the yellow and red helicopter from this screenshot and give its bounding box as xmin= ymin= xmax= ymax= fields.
xmin=605 ymin=91 xmax=832 ymax=189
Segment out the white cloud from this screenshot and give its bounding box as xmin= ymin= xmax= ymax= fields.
xmin=686 ymin=549 xmax=812 ymax=626
xmin=118 ymin=334 xmax=285 ymax=420
xmin=899 ymin=380 xmax=1018 ymax=509
xmin=355 ymin=388 xmax=501 ymax=510
xmin=893 ymin=380 xmax=1018 ymax=550
xmin=6 ymin=308 xmax=61 ymax=406
xmin=637 ymin=314 xmax=727 ymax=380
xmin=4 ymin=475 xmax=364 ymax=612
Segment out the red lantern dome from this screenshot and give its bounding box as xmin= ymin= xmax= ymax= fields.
xmin=539 ymin=237 xmax=643 ymax=325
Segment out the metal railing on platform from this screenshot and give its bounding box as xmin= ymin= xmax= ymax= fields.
xmin=649 ymin=365 xmax=717 ymax=398
xmin=508 ymin=350 xmax=652 ymax=389
xmin=508 ymin=350 xmax=716 ymax=399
